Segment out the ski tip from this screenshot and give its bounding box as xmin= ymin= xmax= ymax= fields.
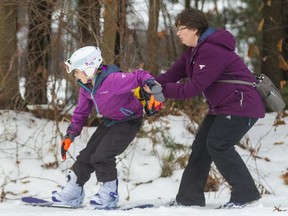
xmin=21 ymin=197 xmax=49 ymax=204
xmin=121 ymin=203 xmax=154 ymax=211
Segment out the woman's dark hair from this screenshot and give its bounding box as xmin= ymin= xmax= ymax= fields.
xmin=175 ymin=8 xmax=209 ymax=35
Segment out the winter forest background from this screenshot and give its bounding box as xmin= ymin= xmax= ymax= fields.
xmin=0 ymin=0 xmax=288 ymax=210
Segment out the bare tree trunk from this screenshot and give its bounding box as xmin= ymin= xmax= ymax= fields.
xmin=283 ymin=35 xmax=288 ymax=81
xmin=261 ymin=0 xmax=285 ymax=87
xmin=161 ymin=3 xmax=178 ymax=62
xmin=118 ymin=0 xmax=127 ymax=70
xmin=146 ymin=0 xmax=160 ymax=75
xmin=25 ymin=0 xmax=53 ymax=104
xmin=0 ymin=1 xmax=23 ymax=109
xmin=101 ymin=0 xmax=118 ymax=65
xmin=185 ymin=0 xmax=190 ymax=8
xmin=280 ymin=0 xmax=288 ymax=81
xmin=78 ymin=0 xmax=101 ymax=47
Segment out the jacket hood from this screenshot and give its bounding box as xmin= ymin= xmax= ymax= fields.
xmin=200 ymin=28 xmax=236 ymax=51
xmin=93 ymin=64 xmax=120 ymax=92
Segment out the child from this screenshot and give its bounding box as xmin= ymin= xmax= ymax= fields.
xmin=52 ymin=46 xmax=164 ymax=209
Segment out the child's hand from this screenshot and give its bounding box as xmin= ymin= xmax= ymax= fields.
xmin=147 ymin=95 xmax=164 ymax=111
xmin=61 ymin=135 xmax=73 ymax=160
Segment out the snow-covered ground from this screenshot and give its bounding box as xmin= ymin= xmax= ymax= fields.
xmin=0 ymin=109 xmax=288 ymax=215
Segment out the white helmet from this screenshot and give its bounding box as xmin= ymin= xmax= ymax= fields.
xmin=65 ymin=46 xmax=103 ymax=77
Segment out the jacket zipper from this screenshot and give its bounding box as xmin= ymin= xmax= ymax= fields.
xmin=235 ymin=90 xmax=243 ymax=107
xmin=91 ymin=93 xmax=100 ymax=114
xmin=78 ymin=81 xmax=100 ymax=115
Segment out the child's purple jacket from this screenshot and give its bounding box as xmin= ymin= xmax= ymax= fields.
xmin=67 ymin=65 xmax=153 ymax=138
xmin=156 ymin=28 xmax=265 ymax=118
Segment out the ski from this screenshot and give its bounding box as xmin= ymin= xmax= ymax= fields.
xmin=21 ymin=196 xmax=154 ymax=210
xmin=21 ymin=197 xmax=83 ymax=209
xmin=117 ymin=203 xmax=154 ymax=211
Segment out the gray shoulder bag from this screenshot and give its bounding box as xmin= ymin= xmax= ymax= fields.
xmin=216 ymin=74 xmax=286 ymax=113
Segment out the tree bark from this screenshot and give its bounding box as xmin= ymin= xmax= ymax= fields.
xmin=146 ymin=0 xmax=160 ymax=75
xmin=0 ymin=1 xmax=23 ymax=109
xmin=25 ymin=0 xmax=53 ymax=105
xmin=261 ymin=0 xmax=285 ymax=87
xmin=101 ymin=0 xmax=118 ymax=65
xmin=78 ymin=0 xmax=101 ymax=47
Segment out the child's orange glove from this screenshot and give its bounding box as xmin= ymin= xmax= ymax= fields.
xmin=61 ymin=135 xmax=73 ymax=160
xmin=147 ymin=95 xmax=164 ymax=111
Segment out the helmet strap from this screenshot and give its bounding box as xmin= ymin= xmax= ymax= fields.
xmin=101 ymin=64 xmax=108 ymax=71
xmin=87 ymin=77 xmax=94 ymax=83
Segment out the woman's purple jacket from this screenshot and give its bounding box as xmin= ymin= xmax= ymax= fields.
xmin=67 ymin=65 xmax=153 ymax=138
xmin=156 ymin=28 xmax=265 ymax=118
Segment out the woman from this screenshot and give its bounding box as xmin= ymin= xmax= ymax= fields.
xmin=156 ymin=8 xmax=265 ymax=208
xmin=52 ymin=46 xmax=163 ymax=209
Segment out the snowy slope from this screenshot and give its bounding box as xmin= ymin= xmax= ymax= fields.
xmin=0 ymin=110 xmax=288 ymax=215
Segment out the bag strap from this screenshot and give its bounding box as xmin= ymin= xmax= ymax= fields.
xmin=216 ymin=79 xmax=257 ymax=87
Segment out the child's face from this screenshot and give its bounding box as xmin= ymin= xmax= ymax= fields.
xmin=74 ymin=70 xmax=89 ymax=84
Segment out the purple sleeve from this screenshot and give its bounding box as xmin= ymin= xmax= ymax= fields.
xmin=156 ymin=53 xmax=187 ymax=85
xmin=112 ymin=70 xmax=154 ymax=95
xmin=161 ymin=45 xmax=227 ymax=99
xmin=67 ymin=88 xmax=93 ymax=137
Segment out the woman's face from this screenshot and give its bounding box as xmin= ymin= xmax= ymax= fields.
xmin=176 ymin=26 xmax=199 ymax=47
xmin=74 ymin=70 xmax=89 ymax=84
